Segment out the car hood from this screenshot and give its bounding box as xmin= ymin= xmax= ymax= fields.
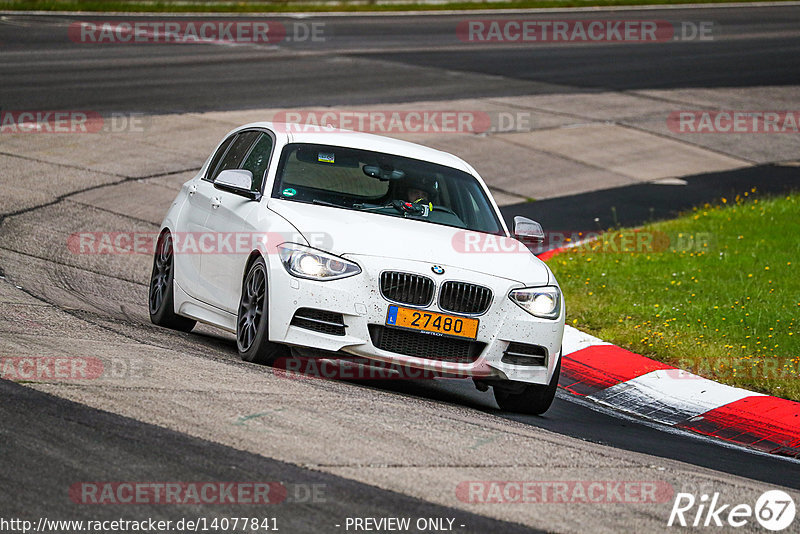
xmin=267 ymin=200 xmax=550 ymax=285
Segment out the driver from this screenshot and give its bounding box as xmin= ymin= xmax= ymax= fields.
xmin=406 ymin=186 xmax=430 ymax=204
xmin=403 ymin=177 xmax=438 ymax=209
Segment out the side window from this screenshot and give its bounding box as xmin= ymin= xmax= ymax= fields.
xmin=204 ymin=134 xmax=236 ymax=181
xmin=211 ymin=131 xmax=261 ymax=182
xmin=240 ymin=133 xmax=273 ymax=191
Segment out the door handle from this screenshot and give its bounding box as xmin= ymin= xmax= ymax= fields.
xmin=188 ymin=183 xmax=197 ymax=196
xmin=211 ymin=197 xmax=221 ymax=209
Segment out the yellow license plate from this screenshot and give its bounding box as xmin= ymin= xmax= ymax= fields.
xmin=385 ymin=305 xmax=479 ymax=340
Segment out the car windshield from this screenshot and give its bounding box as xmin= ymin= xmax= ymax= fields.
xmin=271 ymin=143 xmax=504 ymax=235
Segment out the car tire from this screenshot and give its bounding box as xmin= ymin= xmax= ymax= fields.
xmin=149 ymin=231 xmax=197 ymax=332
xmin=493 ymin=353 xmax=561 ymax=415
xmin=237 ymin=256 xmax=286 ymax=365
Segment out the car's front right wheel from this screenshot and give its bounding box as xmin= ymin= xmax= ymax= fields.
xmin=493 ymin=354 xmax=561 ymax=415
xmin=236 ymin=256 xmax=286 ymax=365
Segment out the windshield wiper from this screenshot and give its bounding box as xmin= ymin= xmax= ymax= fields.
xmin=311 ymin=199 xmax=345 ymax=209
xmin=314 ymin=200 xmax=428 ymax=217
xmin=352 ymin=203 xmax=392 ymax=211
xmin=354 ymin=200 xmax=428 ymax=216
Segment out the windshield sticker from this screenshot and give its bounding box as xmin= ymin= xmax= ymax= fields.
xmin=282 ymin=188 xmax=297 ymax=197
xmin=318 ymin=152 xmax=335 ymax=164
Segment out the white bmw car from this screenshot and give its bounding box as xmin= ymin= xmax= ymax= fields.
xmin=149 ymin=122 xmax=565 ymax=414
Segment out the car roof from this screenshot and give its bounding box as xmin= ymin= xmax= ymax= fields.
xmin=237 ymin=121 xmax=473 ymax=173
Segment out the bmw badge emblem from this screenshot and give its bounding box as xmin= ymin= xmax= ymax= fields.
xmin=431 ymin=265 xmax=445 ymax=275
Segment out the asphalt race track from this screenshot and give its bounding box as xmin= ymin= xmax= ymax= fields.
xmin=0 ymin=379 xmax=539 ymax=533
xmin=1 ymin=5 xmax=799 ymax=532
xmin=1 ymin=6 xmax=800 ymax=112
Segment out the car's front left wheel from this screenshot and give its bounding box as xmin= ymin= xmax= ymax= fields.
xmin=237 ymin=256 xmax=286 ymax=365
xmin=149 ymin=231 xmax=196 ymax=332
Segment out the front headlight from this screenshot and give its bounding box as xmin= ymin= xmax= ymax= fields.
xmin=509 ymin=286 xmax=562 ymax=319
xmin=277 ymin=243 xmax=361 ymax=281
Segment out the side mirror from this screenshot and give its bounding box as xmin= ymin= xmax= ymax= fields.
xmin=214 ymin=169 xmax=260 ymax=201
xmin=513 ymin=216 xmax=545 ymax=243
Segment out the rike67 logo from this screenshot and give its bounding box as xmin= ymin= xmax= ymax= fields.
xmin=668 ymin=490 xmax=796 ymax=531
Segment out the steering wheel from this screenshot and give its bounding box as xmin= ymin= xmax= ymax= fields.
xmin=431 ymin=205 xmax=457 ymax=216
xmin=390 ymin=199 xmax=426 ymax=215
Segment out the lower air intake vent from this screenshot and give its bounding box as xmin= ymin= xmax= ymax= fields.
xmin=290 ymin=308 xmax=346 ymax=336
xmin=368 ymin=325 xmax=484 ymax=363
xmin=501 ymin=342 xmax=547 ymax=366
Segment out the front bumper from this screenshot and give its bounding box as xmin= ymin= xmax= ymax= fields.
xmin=266 ymin=254 xmax=564 ymax=385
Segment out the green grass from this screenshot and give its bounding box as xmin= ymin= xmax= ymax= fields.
xmin=2 ymin=0 xmax=796 ymax=12
xmin=549 ymin=190 xmax=800 ymax=401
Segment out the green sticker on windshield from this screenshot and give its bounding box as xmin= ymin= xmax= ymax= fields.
xmin=282 ymin=188 xmax=297 ymax=197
